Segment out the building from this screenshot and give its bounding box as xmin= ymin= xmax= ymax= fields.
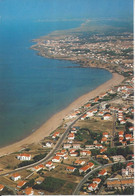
xmin=11 ymin=173 xmax=21 ymax=181
xmin=63 ymin=143 xmax=72 ymax=149
xmin=80 ymin=150 xmax=91 ymax=156
xmin=74 ymin=160 xmax=85 ymax=166
xmin=66 ymin=166 xmax=76 ymax=172
xmin=111 ymin=155 xmax=126 ymax=162
xmin=0 ymin=184 xmax=4 ymax=191
xmin=98 ymin=169 xmax=107 ymax=176
xmin=107 ymin=178 xmax=134 ymax=189
xmin=17 ymin=153 xmax=31 ymax=161
xmin=32 ymin=164 xmax=44 ymax=172
xmin=103 ymin=114 xmax=111 ymax=120
xmin=93 ymin=178 xmax=101 ymax=184
xmin=52 ymin=132 xmax=60 ymax=139
xmin=79 ymin=165 xmax=91 ymax=173
xmin=24 ymin=187 xmax=34 ymax=195
xmin=17 ymin=181 xmax=26 ymax=188
xmin=68 ymin=133 xmax=75 ymax=140
xmin=88 ymin=183 xmax=98 ymax=191
xmin=72 ymin=143 xmax=81 ymax=149
xmin=52 ymin=156 xmax=61 ymax=162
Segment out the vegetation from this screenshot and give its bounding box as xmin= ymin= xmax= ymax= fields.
xmin=114 ymin=187 xmax=134 ymax=195
xmin=34 ymin=176 xmax=65 ymax=192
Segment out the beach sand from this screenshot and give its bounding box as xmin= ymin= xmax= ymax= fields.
xmin=0 ymin=73 xmax=124 ymax=156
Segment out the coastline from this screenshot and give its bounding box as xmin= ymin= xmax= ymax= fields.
xmin=0 ymin=72 xmax=124 ymax=156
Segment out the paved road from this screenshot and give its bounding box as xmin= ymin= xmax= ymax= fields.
xmin=0 ymin=104 xmax=99 ymax=178
xmin=73 ymin=160 xmax=131 ymax=195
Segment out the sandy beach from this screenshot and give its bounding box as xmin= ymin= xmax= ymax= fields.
xmin=0 ymin=72 xmax=124 ymax=156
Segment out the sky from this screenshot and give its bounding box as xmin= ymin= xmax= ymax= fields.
xmin=0 ymin=0 xmax=133 ymax=22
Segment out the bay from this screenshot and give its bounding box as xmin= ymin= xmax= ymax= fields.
xmin=0 ymin=21 xmax=112 ymax=147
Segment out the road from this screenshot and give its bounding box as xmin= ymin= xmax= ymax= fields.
xmin=73 ymin=160 xmax=131 ymax=195
xmin=0 ymin=104 xmax=99 ymax=178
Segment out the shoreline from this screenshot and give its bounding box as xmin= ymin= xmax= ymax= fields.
xmin=0 ymin=72 xmax=124 ymax=156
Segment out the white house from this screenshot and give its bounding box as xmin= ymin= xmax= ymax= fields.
xmin=88 ymin=183 xmax=98 ymax=191
xmin=17 ymin=153 xmax=31 ymax=161
xmin=11 ymin=173 xmax=21 ymax=181
xmin=52 ymin=156 xmax=61 ymax=163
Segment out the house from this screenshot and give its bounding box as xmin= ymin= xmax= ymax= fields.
xmin=32 ymin=164 xmax=44 ymax=172
xmin=103 ymin=114 xmax=111 ymax=120
xmin=88 ymin=183 xmax=98 ymax=191
xmin=127 ymin=162 xmax=134 ymax=167
xmin=101 ymin=137 xmax=107 ymax=143
xmin=56 ymin=152 xmax=65 ymax=157
xmin=66 ymin=166 xmax=76 ymax=172
xmin=24 ymin=187 xmax=34 ymax=195
xmin=52 ymin=132 xmax=60 ymax=139
xmin=102 ymin=132 xmax=109 ymax=138
xmin=68 ymin=133 xmax=75 ymax=140
xmin=87 ymin=111 xmax=94 ymax=117
xmin=120 ymin=120 xmax=126 ymax=124
xmin=125 ymin=134 xmax=132 ymax=140
xmin=63 ymin=143 xmax=72 ymax=149
xmin=79 ymin=165 xmax=91 ymax=173
xmin=85 ymin=145 xmax=95 ymax=149
xmin=87 ymin=162 xmax=94 ymax=169
xmin=118 ymin=131 xmax=124 ymax=137
xmin=0 ymin=184 xmax=4 ymax=191
xmin=122 ymin=167 xmax=134 ymax=177
xmin=84 ymin=103 xmax=91 ymax=108
xmin=98 ymin=169 xmax=107 ymax=176
xmin=93 ymin=178 xmax=101 ymax=184
xmin=44 ymin=142 xmax=53 ymax=148
xmin=111 ymin=155 xmax=125 ymax=162
xmin=11 ymin=173 xmax=21 ymax=181
xmin=129 ymin=126 xmax=134 ymax=131
xmin=119 ymin=137 xmax=124 ymax=142
xmin=96 ymin=155 xmax=109 ymax=160
xmin=52 ymin=156 xmax=61 ymax=162
xmin=70 ymin=152 xmax=78 ymax=157
xmin=17 ymin=181 xmax=26 ymax=188
xmin=72 ymin=143 xmax=81 ymax=149
xmin=80 ymin=150 xmax=91 ymax=156
xmin=17 ymin=153 xmax=31 ymax=161
xmin=71 ymin=128 xmax=77 ymax=133
xmin=74 ymin=160 xmax=85 ymax=166
xmin=95 ymin=144 xmax=103 ymax=149
xmin=107 ymin=178 xmax=134 ymax=189
xmin=69 ymin=149 xmax=76 ymax=154
xmin=100 ymin=148 xmax=107 ymax=153
xmin=45 ymin=161 xmax=55 ymax=170
xmin=81 ymin=114 xmax=88 ymax=120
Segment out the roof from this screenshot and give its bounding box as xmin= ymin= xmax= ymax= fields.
xmin=103 ymin=132 xmax=108 ymax=135
xmin=52 ymin=156 xmax=61 ymax=160
xmin=127 ymin=162 xmax=133 ymax=167
xmin=18 ymin=153 xmax=31 ymax=157
xmin=80 ymin=165 xmax=91 ymax=172
xmin=46 ymin=161 xmax=52 ymax=165
xmin=101 ymin=137 xmax=107 ymax=142
xmin=67 ymin=166 xmax=76 ymax=171
xmin=17 ymin=181 xmax=26 ymax=188
xmin=93 ymin=178 xmax=101 ymax=183
xmin=0 ymin=184 xmax=4 ymax=190
xmin=25 ymin=187 xmax=33 ymax=195
xmin=118 ymin=131 xmax=124 ymax=135
xmin=12 ymin=173 xmax=20 ymax=178
xmin=99 ymin=169 xmax=107 ymax=175
xmin=87 ymin=162 xmax=94 ymax=167
xmin=68 ymin=133 xmax=75 ymax=137
xmin=33 ymin=164 xmax=44 ymax=170
xmin=107 ymin=178 xmax=133 ymax=185
xmin=74 ymin=160 xmax=85 ymax=164
xmin=88 ymin=183 xmax=98 ymax=189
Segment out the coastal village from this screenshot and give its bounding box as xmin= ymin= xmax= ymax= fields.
xmin=0 ymin=27 xmax=134 ymax=195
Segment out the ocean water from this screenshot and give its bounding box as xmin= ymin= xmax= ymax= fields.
xmin=0 ymin=21 xmax=112 ymax=147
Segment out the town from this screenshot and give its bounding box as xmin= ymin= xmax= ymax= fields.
xmin=0 ymin=28 xmax=134 ymax=195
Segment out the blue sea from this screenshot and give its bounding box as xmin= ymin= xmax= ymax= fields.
xmin=0 ymin=21 xmax=112 ymax=147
